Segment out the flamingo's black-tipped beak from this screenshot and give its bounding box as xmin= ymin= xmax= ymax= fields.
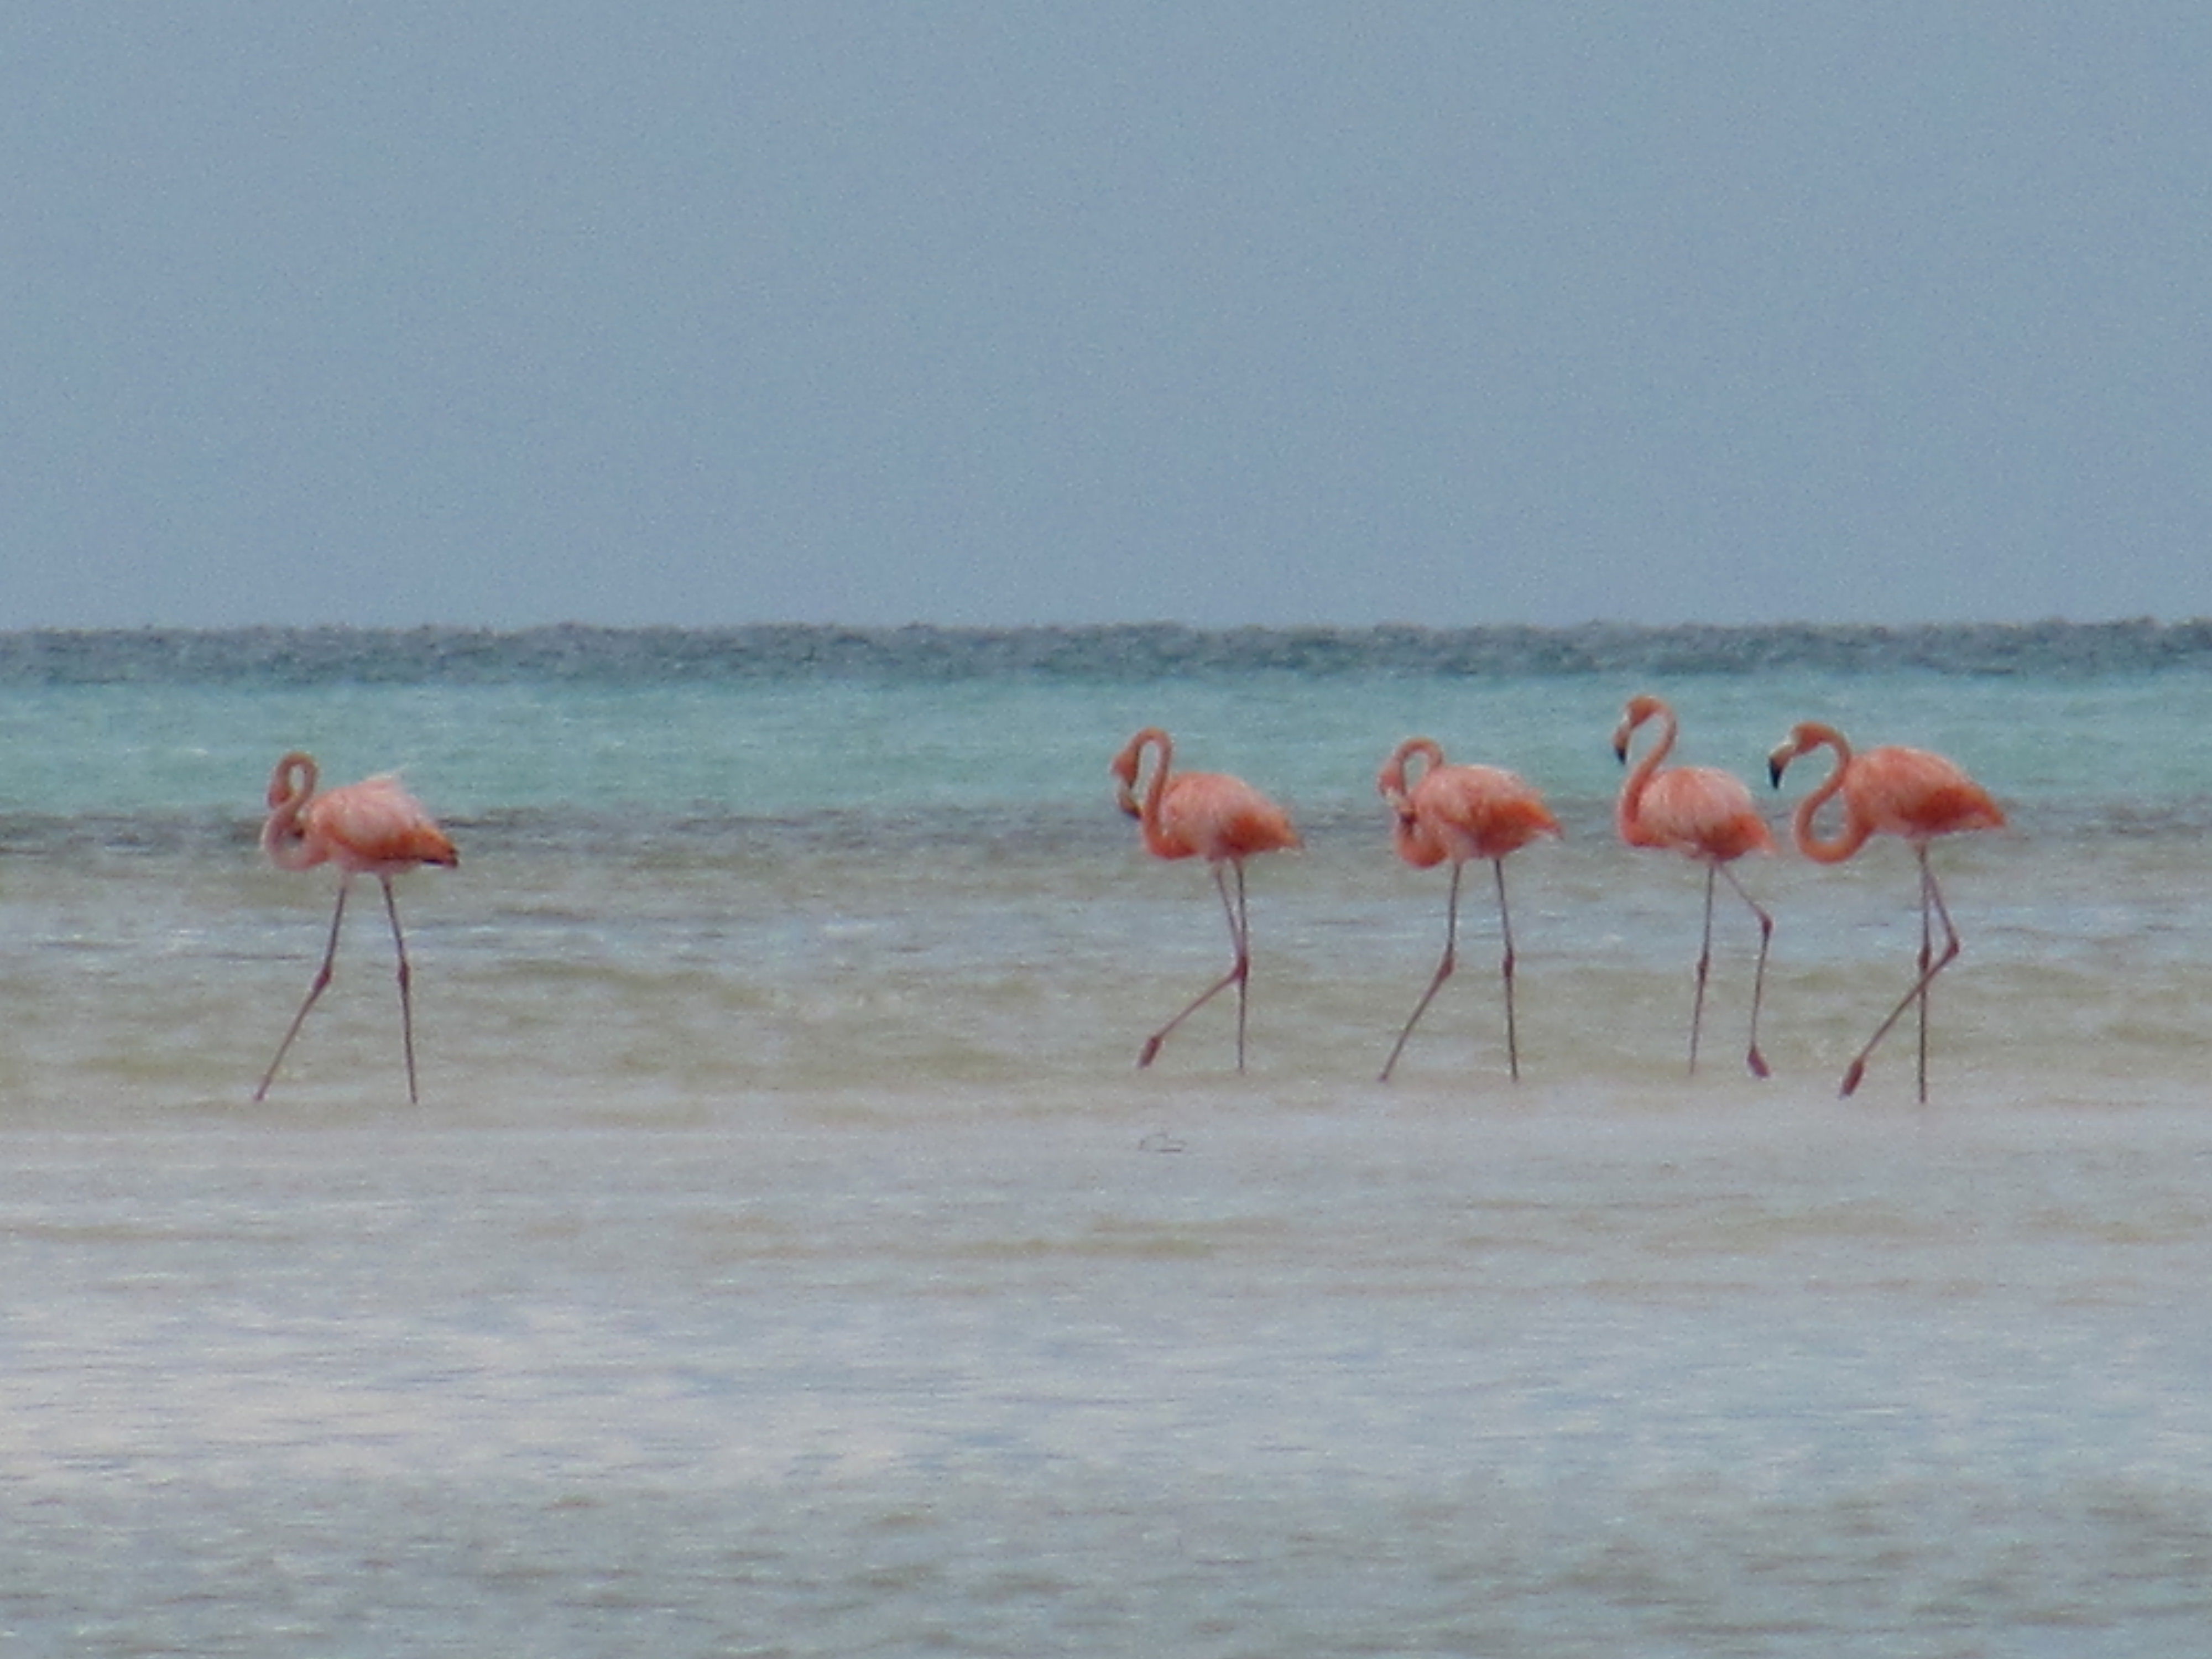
xmin=1766 ymin=740 xmax=1800 ymax=791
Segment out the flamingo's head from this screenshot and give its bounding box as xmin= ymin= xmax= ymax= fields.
xmin=1611 ymin=694 xmax=1668 ymax=764
xmin=267 ymin=750 xmax=319 ymax=810
xmin=1376 ymin=736 xmax=1439 ymax=819
xmin=1766 ymin=721 xmax=1842 ymax=789
xmin=1110 ymin=728 xmax=1167 ymax=820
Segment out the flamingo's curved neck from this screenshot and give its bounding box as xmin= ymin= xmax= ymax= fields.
xmin=1616 ymin=708 xmax=1675 ymax=840
xmin=1380 ymin=737 xmax=1441 ymax=818
xmin=1788 ymin=725 xmax=1871 ymax=864
xmin=262 ymin=753 xmax=324 ymax=871
xmin=1123 ymin=728 xmax=1175 ymax=851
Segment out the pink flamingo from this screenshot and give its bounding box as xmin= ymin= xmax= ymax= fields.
xmin=1768 ymin=721 xmax=2005 ymax=1101
xmin=1112 ymin=727 xmax=1300 ymax=1071
xmin=1613 ymin=695 xmax=1776 ymax=1078
xmin=1376 ymin=737 xmax=1560 ymax=1082
xmin=256 ymin=751 xmax=458 ymax=1104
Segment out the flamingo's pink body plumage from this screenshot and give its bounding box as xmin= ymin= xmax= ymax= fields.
xmin=1772 ymin=727 xmax=2005 ymax=862
xmin=1112 ymin=727 xmax=1298 ymax=1070
xmin=263 ymin=764 xmax=459 ymax=878
xmin=1376 ymin=737 xmax=1558 ymax=1081
xmin=1614 ymin=749 xmax=1775 ymax=863
xmin=1125 ymin=768 xmax=1300 ymax=868
xmin=1381 ymin=739 xmax=1560 ymax=871
xmin=257 ymin=752 xmax=457 ymax=1103
xmin=1770 ymin=720 xmax=2004 ymax=1099
xmin=1613 ymin=695 xmax=1775 ymax=1079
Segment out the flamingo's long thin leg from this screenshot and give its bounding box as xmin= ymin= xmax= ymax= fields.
xmin=1842 ymin=846 xmax=1963 ymax=1098
xmin=1139 ymin=861 xmax=1251 ymax=1072
xmin=1229 ymin=860 xmax=1251 ymax=1073
xmin=1495 ymin=859 xmax=1522 ymax=1082
xmin=256 ymin=877 xmax=351 ymax=1102
xmin=1687 ymin=865 xmax=1717 ymax=1076
xmin=1914 ymin=854 xmax=1934 ymax=1104
xmin=1720 ymin=863 xmax=1773 ymax=1079
xmin=380 ymin=875 xmax=420 ymax=1106
xmin=1380 ymin=861 xmax=1463 ymax=1083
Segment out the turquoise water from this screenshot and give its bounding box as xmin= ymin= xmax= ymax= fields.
xmin=3 ymin=625 xmax=2212 ymax=1655
xmin=6 ymin=621 xmax=2209 ymax=819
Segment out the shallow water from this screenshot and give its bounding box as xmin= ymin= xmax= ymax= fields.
xmin=3 ymin=625 xmax=2211 ymax=1654
xmin=7 ymin=1098 xmax=2212 ymax=1656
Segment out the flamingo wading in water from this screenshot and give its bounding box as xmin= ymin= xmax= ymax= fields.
xmin=256 ymin=752 xmax=458 ymax=1104
xmin=1613 ymin=695 xmax=1776 ymax=1079
xmin=1376 ymin=737 xmax=1560 ymax=1083
xmin=1112 ymin=727 xmax=1300 ymax=1071
xmin=1768 ymin=721 xmax=2005 ymax=1102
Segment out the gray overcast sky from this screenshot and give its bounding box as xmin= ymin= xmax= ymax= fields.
xmin=5 ymin=5 xmax=2208 ymax=629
